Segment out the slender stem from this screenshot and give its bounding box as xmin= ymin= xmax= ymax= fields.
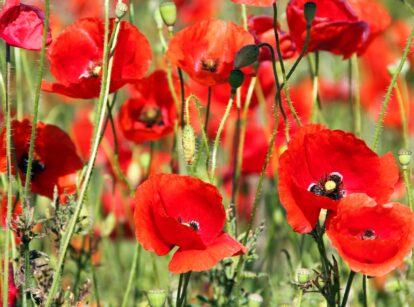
xmin=2 ymin=43 xmax=13 ymax=307
xmin=273 ymin=3 xmax=301 ymax=127
xmin=402 ymin=167 xmax=413 ymax=210
xmin=230 ymin=104 xmax=241 ymax=236
xmin=121 ymin=244 xmax=141 ymax=307
xmin=372 ymin=25 xmax=414 ymax=152
xmin=240 ymin=5 xmax=248 ymax=30
xmin=210 ymin=93 xmax=235 ymax=180
xmin=44 ymin=3 xmax=120 ymax=305
xmin=204 ymin=87 xmax=212 ymax=134
xmin=176 ymin=273 xmax=184 ymax=307
xmin=395 ymin=83 xmax=409 ymax=149
xmin=351 ymin=55 xmax=361 ymax=137
xmin=362 ymin=275 xmax=368 ymax=307
xmin=311 ymin=52 xmax=319 ymax=123
xmin=23 ymin=0 xmax=50 ymax=200
xmin=341 ymin=271 xmax=356 ymax=307
xmin=178 ymin=68 xmax=186 ymax=127
xmin=177 ymin=272 xmax=192 ymax=307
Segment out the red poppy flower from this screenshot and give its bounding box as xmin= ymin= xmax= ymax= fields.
xmin=119 ymin=70 xmax=177 ymax=143
xmin=231 ymin=0 xmax=276 ymax=6
xmin=0 ymin=119 xmax=83 ymax=199
xmin=0 ymin=262 xmax=19 ymax=307
xmin=248 ymin=15 xmax=296 ymax=62
xmin=1 ymin=193 xmax=22 ymax=244
xmin=134 ymin=173 xmax=246 ymax=273
xmin=326 ymin=194 xmax=414 ymax=276
xmin=278 ymin=124 xmax=398 ymax=233
xmin=0 ymin=0 xmax=52 ymax=50
xmin=174 ymin=0 xmax=221 ymax=24
xmin=41 ymin=17 xmax=151 ymax=99
xmin=166 ymin=19 xmax=254 ymax=87
xmin=286 ymin=0 xmax=368 ymax=58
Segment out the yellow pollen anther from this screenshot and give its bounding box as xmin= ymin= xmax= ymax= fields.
xmin=92 ymin=65 xmax=102 ymax=77
xmin=324 ymin=180 xmax=336 ymax=192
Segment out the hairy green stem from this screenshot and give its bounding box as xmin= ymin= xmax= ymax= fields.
xmin=402 ymin=167 xmax=413 ymax=210
xmin=372 ymin=25 xmax=414 ymax=151
xmin=121 ymin=244 xmax=141 ymax=307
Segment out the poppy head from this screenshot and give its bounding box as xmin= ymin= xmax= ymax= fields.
xmin=134 ymin=173 xmax=246 ymax=273
xmin=119 ymin=70 xmax=177 ymax=143
xmin=0 ymin=0 xmax=52 ymax=50
xmin=0 ymin=119 xmax=83 ymax=199
xmin=286 ymin=0 xmax=369 ymax=58
xmin=42 ymin=17 xmax=152 ymax=99
xmin=166 ymin=19 xmax=254 ymax=87
xmin=278 ymin=124 xmax=398 ymax=233
xmin=327 ymin=194 xmax=414 ymax=276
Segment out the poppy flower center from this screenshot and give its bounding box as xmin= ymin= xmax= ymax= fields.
xmin=80 ymin=61 xmax=102 ymax=79
xmin=178 ymin=217 xmax=200 ymax=231
xmin=138 ymin=106 xmax=164 ymax=128
xmin=361 ymin=229 xmax=377 ymax=240
xmin=18 ymin=153 xmax=45 ymax=179
xmin=200 ymin=58 xmax=219 ymax=72
xmin=308 ymin=172 xmax=345 ymax=200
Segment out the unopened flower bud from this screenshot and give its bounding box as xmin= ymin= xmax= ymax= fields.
xmin=228 ymin=69 xmax=245 ymax=94
xmin=234 ymin=45 xmax=259 ymax=70
xmin=296 ymin=268 xmax=311 ymax=284
xmin=304 ymin=2 xmax=317 ymax=27
xmin=153 ymin=8 xmax=164 ymax=29
xmin=182 ymin=125 xmax=196 ymax=166
xmin=248 ymin=293 xmax=263 ymax=307
xmin=398 ymin=149 xmax=412 ymax=169
xmin=115 ymin=2 xmax=128 ymax=20
xmin=159 ymin=2 xmax=177 ymax=27
xmin=147 ymin=289 xmax=167 ymax=307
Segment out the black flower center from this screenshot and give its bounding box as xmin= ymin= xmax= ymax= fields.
xmin=201 ymin=58 xmax=218 ymax=72
xmin=361 ymin=229 xmax=376 ymax=240
xmin=308 ymin=172 xmax=345 ymax=200
xmin=138 ymin=106 xmax=164 ymax=128
xmin=18 ymin=153 xmax=45 ymax=180
xmin=178 ymin=217 xmax=200 ymax=231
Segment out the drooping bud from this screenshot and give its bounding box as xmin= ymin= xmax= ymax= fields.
xmin=234 ymin=45 xmax=259 ymax=70
xmin=182 ymin=125 xmax=196 ymax=166
xmin=248 ymin=293 xmax=263 ymax=307
xmin=228 ymin=69 xmax=245 ymax=94
xmin=147 ymin=289 xmax=167 ymax=307
xmin=159 ymin=2 xmax=177 ymax=27
xmin=115 ymin=1 xmax=128 ymax=20
xmin=398 ymin=149 xmax=412 ymax=169
xmin=304 ymin=2 xmax=317 ymax=27
xmin=296 ymin=268 xmax=311 ymax=284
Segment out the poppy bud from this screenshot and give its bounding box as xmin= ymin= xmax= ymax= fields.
xmin=153 ymin=8 xmax=164 ymax=30
xmin=182 ymin=125 xmax=197 ymax=165
xmin=147 ymin=289 xmax=167 ymax=307
xmin=234 ymin=45 xmax=259 ymax=70
xmin=115 ymin=2 xmax=128 ymax=20
xmin=296 ymin=268 xmax=310 ymax=284
xmin=304 ymin=2 xmax=317 ymax=27
xmin=228 ymin=69 xmax=245 ymax=93
xmin=248 ymin=293 xmax=263 ymax=307
xmin=159 ymin=2 xmax=177 ymax=27
xmin=398 ymin=149 xmax=412 ymax=169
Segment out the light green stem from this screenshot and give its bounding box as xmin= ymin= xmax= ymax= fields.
xmin=351 ymin=55 xmax=361 ymax=137
xmin=395 ymin=84 xmax=409 ymax=149
xmin=121 ymin=244 xmax=141 ymax=307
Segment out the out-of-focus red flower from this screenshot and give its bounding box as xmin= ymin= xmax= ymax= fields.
xmin=286 ymin=0 xmax=368 ymax=58
xmin=42 ymin=18 xmax=151 ymax=99
xmin=278 ymin=124 xmax=398 ymax=233
xmin=388 ymin=20 xmax=414 ymax=67
xmin=119 ymin=70 xmax=177 ymax=143
xmin=1 ymin=193 xmax=22 ymax=244
xmin=174 ymin=0 xmax=221 ymax=24
xmin=166 ymin=19 xmax=254 ymax=87
xmin=134 ymin=173 xmax=246 ymax=273
xmin=231 ymin=0 xmax=275 ymax=6
xmin=0 ymin=0 xmax=52 ymax=50
xmin=0 ymin=119 xmax=83 ymax=199
xmin=0 ymin=262 xmax=19 ymax=307
xmin=68 ymin=0 xmax=130 ymax=19
xmin=326 ymin=194 xmax=414 ymax=276
xmin=348 ymin=0 xmax=391 ymax=54
xmin=248 ymin=15 xmax=296 ymax=62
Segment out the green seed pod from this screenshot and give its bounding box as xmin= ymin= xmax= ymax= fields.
xmin=304 ymin=2 xmax=317 ymax=27
xmin=147 ymin=289 xmax=167 ymax=307
xmin=115 ymin=2 xmax=128 ymax=20
xmin=234 ymin=44 xmax=259 ymax=69
xmin=182 ymin=125 xmax=196 ymax=165
xmin=248 ymin=293 xmax=263 ymax=307
xmin=296 ymin=268 xmax=311 ymax=284
xmin=159 ymin=2 xmax=177 ymax=27
xmin=398 ymin=149 xmax=412 ymax=168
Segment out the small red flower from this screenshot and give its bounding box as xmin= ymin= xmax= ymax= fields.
xmin=326 ymin=194 xmax=414 ymax=276
xmin=166 ymin=19 xmax=254 ymax=87
xmin=174 ymin=0 xmax=221 ymax=24
xmin=248 ymin=15 xmax=296 ymax=62
xmin=286 ymin=0 xmax=368 ymax=58
xmin=278 ymin=124 xmax=398 ymax=233
xmin=231 ymin=0 xmax=276 ymax=6
xmin=0 ymin=119 xmax=83 ymax=199
xmin=41 ymin=17 xmax=151 ymax=99
xmin=118 ymin=70 xmax=177 ymax=143
xmin=0 ymin=0 xmax=52 ymax=50
xmin=134 ymin=173 xmax=246 ymax=273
